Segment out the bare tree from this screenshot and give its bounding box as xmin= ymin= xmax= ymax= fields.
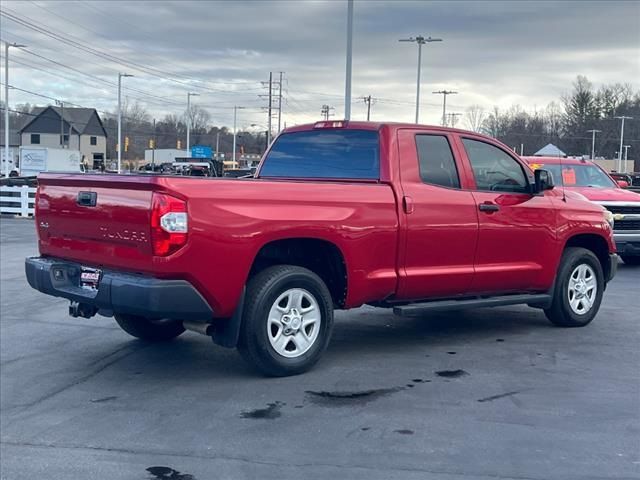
xmin=464 ymin=105 xmax=486 ymax=132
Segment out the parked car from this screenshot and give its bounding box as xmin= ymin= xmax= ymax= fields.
xmin=523 ymin=156 xmax=640 ymax=265
xmin=26 ymin=122 xmax=617 ymax=376
xmin=610 ymin=172 xmax=640 ymax=193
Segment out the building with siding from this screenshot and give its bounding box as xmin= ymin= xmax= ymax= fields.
xmin=19 ymin=106 xmax=108 ymax=168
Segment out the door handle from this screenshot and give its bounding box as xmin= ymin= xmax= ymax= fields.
xmin=403 ymin=195 xmax=414 ymax=214
xmin=478 ymin=202 xmax=499 ymax=212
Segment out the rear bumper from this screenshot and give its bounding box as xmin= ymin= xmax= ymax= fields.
xmin=25 ymin=256 xmax=214 ymax=321
xmin=614 ymin=232 xmax=640 ymax=257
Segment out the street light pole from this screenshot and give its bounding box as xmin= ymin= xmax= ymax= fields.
xmin=586 ymin=129 xmax=601 ymax=160
xmin=623 ymin=145 xmax=631 ymax=172
xmin=614 ymin=116 xmax=632 ymax=173
xmin=399 ymin=35 xmax=442 ymax=124
xmin=186 ymin=92 xmax=199 ymax=153
xmin=344 ymin=0 xmax=354 ymax=121
xmin=433 ymin=90 xmax=458 ymax=127
xmin=3 ymin=42 xmax=26 ymax=178
xmin=117 ymin=72 xmax=133 ymax=174
xmin=232 ymin=106 xmax=245 ymax=168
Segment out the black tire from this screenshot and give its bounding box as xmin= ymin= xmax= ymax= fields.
xmin=544 ymin=247 xmax=604 ymax=327
xmin=114 ymin=314 xmax=185 ymax=341
xmin=620 ymin=255 xmax=640 ymax=266
xmin=238 ymin=265 xmax=334 ymax=377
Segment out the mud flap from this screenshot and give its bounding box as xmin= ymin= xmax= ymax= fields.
xmin=211 ymin=287 xmax=245 ymax=348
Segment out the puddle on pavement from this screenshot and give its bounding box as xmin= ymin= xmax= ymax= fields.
xmin=447 ymin=351 xmax=457 ymax=355
xmin=90 ymin=396 xmax=118 ymax=403
xmin=305 ymin=387 xmax=402 ymax=406
xmin=477 ymin=391 xmax=520 ymax=403
xmin=496 ymin=339 xmax=505 ymax=342
xmin=239 ymin=401 xmax=284 ymax=419
xmin=146 ymin=466 xmax=195 ymax=479
xmin=394 ymin=429 xmax=414 ymax=435
xmin=435 ymin=369 xmax=469 ymax=378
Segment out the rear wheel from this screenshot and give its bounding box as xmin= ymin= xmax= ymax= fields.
xmin=114 ymin=314 xmax=185 ymax=341
xmin=238 ymin=265 xmax=334 ymax=377
xmin=544 ymin=247 xmax=604 ymax=327
xmin=620 ymin=255 xmax=640 ymax=266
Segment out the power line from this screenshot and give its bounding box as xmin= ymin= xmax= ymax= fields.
xmin=1 ymin=8 xmax=264 ymax=96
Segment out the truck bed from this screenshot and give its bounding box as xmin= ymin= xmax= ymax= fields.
xmin=36 ymin=173 xmax=399 ymax=316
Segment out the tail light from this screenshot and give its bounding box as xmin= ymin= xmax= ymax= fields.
xmin=151 ymin=192 xmax=188 ymax=256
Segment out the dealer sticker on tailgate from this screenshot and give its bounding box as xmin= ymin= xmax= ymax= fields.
xmin=80 ymin=267 xmax=102 ymax=291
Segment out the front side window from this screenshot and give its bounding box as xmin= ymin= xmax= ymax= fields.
xmin=260 ymin=129 xmax=379 ymax=179
xmin=30 ymin=134 xmax=40 ymax=144
xmin=415 ymin=135 xmax=460 ymax=189
xmin=462 ymin=138 xmax=529 ymax=193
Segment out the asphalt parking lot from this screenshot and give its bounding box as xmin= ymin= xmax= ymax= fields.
xmin=1 ymin=216 xmax=639 ymax=480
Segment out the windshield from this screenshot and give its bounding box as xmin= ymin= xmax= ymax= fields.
xmin=259 ymin=129 xmax=380 ymax=179
xmin=530 ymin=163 xmax=616 ymax=188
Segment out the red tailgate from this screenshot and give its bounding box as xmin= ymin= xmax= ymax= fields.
xmin=37 ymin=174 xmax=156 ymax=272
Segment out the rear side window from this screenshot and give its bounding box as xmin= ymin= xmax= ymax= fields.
xmin=415 ymin=135 xmax=460 ymax=188
xmin=260 ymin=129 xmax=379 ymax=179
xmin=462 ymin=138 xmax=529 ymax=193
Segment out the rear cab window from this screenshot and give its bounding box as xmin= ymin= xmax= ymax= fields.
xmin=259 ymin=129 xmax=380 ymax=180
xmin=415 ymin=135 xmax=460 ymax=189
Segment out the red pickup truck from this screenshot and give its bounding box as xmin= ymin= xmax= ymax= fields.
xmin=523 ymin=156 xmax=640 ymax=265
xmin=26 ymin=122 xmax=617 ymax=376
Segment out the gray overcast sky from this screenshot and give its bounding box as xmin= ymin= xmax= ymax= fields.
xmin=2 ymin=0 xmax=639 ymax=128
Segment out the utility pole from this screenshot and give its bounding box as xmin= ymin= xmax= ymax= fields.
xmin=117 ymin=72 xmax=133 ymax=174
xmin=267 ymin=72 xmax=272 ymax=145
xmin=232 ymin=106 xmax=245 ymax=168
xmin=433 ymin=90 xmax=457 ymax=127
xmin=55 ymin=100 xmax=65 ymax=148
xmin=3 ymin=41 xmax=26 ymax=178
xmin=186 ymin=92 xmax=199 ymax=153
xmin=623 ymin=145 xmax=631 ymax=172
xmin=151 ymin=118 xmax=156 ymax=170
xmin=277 ymin=71 xmax=283 ymax=133
xmin=586 ymin=129 xmax=601 ymax=160
xmin=363 ymin=95 xmax=372 ymax=121
xmin=447 ymin=112 xmax=462 ymax=128
xmin=215 ymin=131 xmax=220 ymax=163
xmin=344 ymin=0 xmax=354 ymax=120
xmin=399 ymin=35 xmax=443 ymax=124
xmin=321 ymin=104 xmax=335 ymax=121
xmin=614 ymin=116 xmax=633 ymax=173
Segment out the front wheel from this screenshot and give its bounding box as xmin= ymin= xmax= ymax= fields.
xmin=620 ymin=255 xmax=640 ymax=266
xmin=544 ymin=247 xmax=604 ymax=327
xmin=238 ymin=265 xmax=334 ymax=377
xmin=114 ymin=314 xmax=185 ymax=341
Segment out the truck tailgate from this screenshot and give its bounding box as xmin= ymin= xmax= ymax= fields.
xmin=37 ymin=174 xmax=157 ymax=272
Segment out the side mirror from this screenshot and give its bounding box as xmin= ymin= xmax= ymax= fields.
xmin=534 ymin=169 xmax=554 ymax=193
xmin=617 ymin=180 xmax=629 ymax=188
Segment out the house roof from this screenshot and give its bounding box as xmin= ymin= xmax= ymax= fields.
xmin=533 ymin=143 xmax=566 ymax=157
xmin=20 ymin=106 xmax=107 ymax=137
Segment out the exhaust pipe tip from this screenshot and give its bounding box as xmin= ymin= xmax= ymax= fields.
xmin=69 ymin=301 xmax=98 ymax=319
xmin=183 ymin=320 xmax=213 ymax=336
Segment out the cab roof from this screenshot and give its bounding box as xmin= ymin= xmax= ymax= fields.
xmin=522 ymin=156 xmax=592 ymax=165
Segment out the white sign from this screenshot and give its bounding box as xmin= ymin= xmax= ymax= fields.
xmin=20 ymin=149 xmax=47 ymax=175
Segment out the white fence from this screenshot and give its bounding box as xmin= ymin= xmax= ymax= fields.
xmin=0 ymin=186 xmax=36 ymax=217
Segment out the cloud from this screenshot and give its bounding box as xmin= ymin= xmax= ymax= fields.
xmin=2 ymin=0 xmax=639 ymax=128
